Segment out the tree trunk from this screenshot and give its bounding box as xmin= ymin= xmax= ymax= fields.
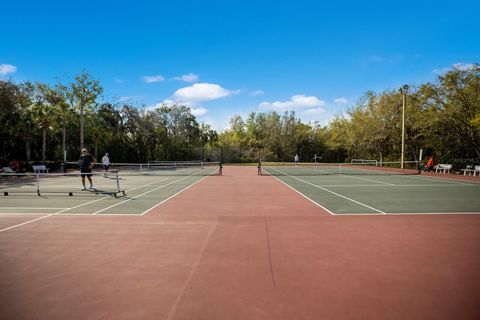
xmin=62 ymin=126 xmax=66 ymax=161
xmin=80 ymin=101 xmax=84 ymax=152
xmin=42 ymin=127 xmax=47 ymax=162
xmin=25 ymin=140 xmax=31 ymax=162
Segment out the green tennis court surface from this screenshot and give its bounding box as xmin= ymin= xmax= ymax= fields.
xmin=266 ymin=171 xmax=480 ymax=214
xmin=0 ymin=174 xmax=213 ymax=216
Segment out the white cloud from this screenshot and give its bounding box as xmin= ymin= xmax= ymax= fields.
xmin=0 ymin=64 xmax=16 ymax=75
xmin=299 ymin=108 xmax=335 ymax=127
xmin=259 ymin=94 xmax=325 ymax=111
xmin=301 ymin=108 xmax=327 ymax=115
xmin=145 ymin=102 xmax=164 ymax=111
xmin=173 ymin=73 xmax=199 ymax=82
xmin=115 ymin=78 xmax=125 ymax=84
xmin=190 ymin=107 xmax=208 ymax=116
xmin=173 ymin=83 xmax=233 ymax=102
xmin=142 ymin=75 xmax=165 ymax=83
xmin=146 ymin=99 xmax=207 ymax=116
xmin=433 ymin=62 xmax=475 ymax=75
xmin=160 ymin=99 xmax=176 ymax=108
xmin=334 ymin=97 xmax=348 ymax=105
xmin=154 ymin=99 xmax=193 ymax=109
xmin=453 ymin=63 xmax=475 ymax=71
xmin=249 ymin=90 xmax=264 ymax=96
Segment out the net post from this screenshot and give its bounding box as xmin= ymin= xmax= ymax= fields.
xmin=115 ymin=171 xmax=121 ymax=192
xmin=416 ymin=160 xmax=422 ymax=175
xmin=36 ymin=173 xmax=40 ymax=196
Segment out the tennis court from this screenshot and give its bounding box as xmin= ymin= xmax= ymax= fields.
xmin=260 ymin=163 xmax=480 ymax=214
xmin=0 ymin=162 xmax=221 ymax=217
xmin=1 ymin=165 xmax=479 ymax=320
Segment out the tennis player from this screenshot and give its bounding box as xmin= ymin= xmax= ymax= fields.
xmin=79 ymin=147 xmax=96 ymax=190
xmin=102 ymin=152 xmax=110 ymax=177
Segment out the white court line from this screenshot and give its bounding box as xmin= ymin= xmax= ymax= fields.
xmin=0 ymin=212 xmax=54 ymax=216
xmin=0 ymin=207 xmax=69 ymax=210
xmin=265 ymin=170 xmax=480 ymax=216
xmin=305 ymin=184 xmax=480 ymax=187
xmin=269 ymin=174 xmax=334 ymax=215
xmin=269 ymin=168 xmax=386 ymax=214
xmin=115 ymin=175 xmax=173 ymax=192
xmin=0 ymin=196 xmax=109 ymax=233
xmin=27 ymin=212 xmax=142 ymax=216
xmin=341 ymin=174 xmax=395 ymax=186
xmin=140 ymin=174 xmax=211 ymax=215
xmin=92 ymin=175 xmax=199 ymax=215
xmin=0 ymin=172 xmax=212 ymax=226
xmin=331 ymin=211 xmax=480 ymax=216
xmin=402 ymin=174 xmax=478 ymax=186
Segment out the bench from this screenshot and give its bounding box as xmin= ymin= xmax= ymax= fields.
xmin=434 ymin=164 xmax=452 ymax=174
xmin=461 ymin=165 xmax=480 ymax=176
xmin=32 ymin=165 xmax=49 ymax=174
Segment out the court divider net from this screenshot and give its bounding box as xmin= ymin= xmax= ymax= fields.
xmin=64 ymin=161 xmax=222 ymax=176
xmin=259 ymin=161 xmax=421 ymax=176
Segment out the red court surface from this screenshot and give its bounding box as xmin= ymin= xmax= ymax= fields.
xmin=1 ymin=166 xmax=480 ymax=319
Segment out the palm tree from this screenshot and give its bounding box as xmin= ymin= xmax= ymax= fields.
xmin=61 ymin=71 xmax=103 ymax=153
xmin=16 ymin=82 xmax=37 ymax=162
xmin=31 ymin=83 xmax=58 ymax=162
xmin=199 ymin=123 xmax=218 ymax=161
xmin=47 ymin=85 xmax=72 ymax=161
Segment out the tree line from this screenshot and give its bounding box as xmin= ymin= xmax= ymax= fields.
xmin=0 ymin=72 xmax=218 ymax=167
xmin=1 ymin=64 xmax=479 ymax=170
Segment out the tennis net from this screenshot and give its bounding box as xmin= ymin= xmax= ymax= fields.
xmin=259 ymin=161 xmax=420 ymax=176
xmin=65 ymin=161 xmax=222 ymax=176
xmin=350 ymin=159 xmax=378 ymax=165
xmin=147 ymin=160 xmax=203 ymax=167
xmin=0 ymin=172 xmax=124 ymax=197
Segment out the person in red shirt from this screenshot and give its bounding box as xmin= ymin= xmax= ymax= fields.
xmin=9 ymin=159 xmax=21 ymax=173
xmin=424 ymin=156 xmax=435 ymax=172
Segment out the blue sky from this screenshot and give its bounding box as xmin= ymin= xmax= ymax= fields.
xmin=1 ymin=0 xmax=479 ymax=130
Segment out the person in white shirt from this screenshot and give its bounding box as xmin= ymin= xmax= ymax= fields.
xmin=102 ymin=153 xmax=110 ymax=177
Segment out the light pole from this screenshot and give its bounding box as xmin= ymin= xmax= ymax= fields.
xmin=400 ymin=84 xmax=409 ymax=169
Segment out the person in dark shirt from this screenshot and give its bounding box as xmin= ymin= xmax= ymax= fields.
xmin=79 ymin=147 xmax=96 ymax=190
